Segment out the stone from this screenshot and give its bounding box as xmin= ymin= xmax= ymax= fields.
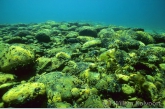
xmin=77 ymin=26 xmax=97 ymax=37
xmin=35 ymin=32 xmax=51 ymax=42
xmin=122 ymin=84 xmax=135 ymax=95
xmin=2 ymin=82 xmax=46 ymax=107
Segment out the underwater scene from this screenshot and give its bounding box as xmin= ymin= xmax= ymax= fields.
xmin=0 ymin=0 xmax=165 ymax=108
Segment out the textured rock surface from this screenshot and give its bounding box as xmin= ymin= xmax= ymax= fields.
xmin=0 ymin=21 xmax=165 ymax=108
xmin=0 ymin=44 xmax=35 ymax=73
xmin=2 ymin=82 xmax=46 ymax=107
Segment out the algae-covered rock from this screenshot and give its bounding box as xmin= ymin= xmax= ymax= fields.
xmin=0 ymin=44 xmax=35 ymax=73
xmin=138 ymin=45 xmax=165 ymax=64
xmin=2 ymin=82 xmax=46 ymax=107
xmin=55 ymin=51 xmax=71 ymax=60
xmin=35 ymin=72 xmax=82 ymax=107
xmin=142 ymin=82 xmax=158 ymax=101
xmin=99 ymin=48 xmax=116 ymax=61
xmin=122 ymin=84 xmax=135 ymax=95
xmin=133 ymin=31 xmax=155 ymax=44
xmin=77 ymin=26 xmax=97 ymax=37
xmin=66 ymin=31 xmax=79 ymax=38
xmin=98 ymin=48 xmax=118 ymax=70
xmin=62 ymin=60 xmax=78 ymax=75
xmin=0 ymin=102 xmax=4 ymax=108
xmin=35 ymin=32 xmax=51 ymax=42
xmin=36 ymin=56 xmax=68 ymax=74
xmin=58 ymin=24 xmax=69 ymax=31
xmin=71 ymin=88 xmax=80 ymax=98
xmin=116 ymin=74 xmax=130 ymax=83
xmin=77 ymin=36 xmax=94 ymax=42
xmin=82 ymin=39 xmax=101 ymax=49
xmin=117 ymin=37 xmax=140 ymax=51
xmin=79 ymin=69 xmax=100 ymax=86
xmin=95 ymin=79 xmax=108 ymax=90
xmin=159 ymin=63 xmax=165 ymax=70
xmin=35 ymin=57 xmax=51 ymax=73
xmin=83 ymin=95 xmax=104 ymax=108
xmin=0 ymin=73 xmax=16 ymax=84
xmin=98 ymin=28 xmax=116 ymax=38
xmin=54 ymin=102 xmax=72 ymax=108
xmin=0 ymin=73 xmax=18 ymax=97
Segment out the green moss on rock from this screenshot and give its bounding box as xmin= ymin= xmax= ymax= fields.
xmin=2 ymin=82 xmax=46 ymax=107
xmin=0 ymin=44 xmax=35 ymax=73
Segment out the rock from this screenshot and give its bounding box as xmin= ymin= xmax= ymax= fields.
xmin=95 ymin=79 xmax=108 ymax=90
xmin=13 ymin=30 xmax=31 ymax=37
xmin=82 ymin=39 xmax=101 ymax=49
xmin=64 ymin=38 xmax=80 ymax=44
xmin=122 ymin=84 xmax=135 ymax=95
xmin=77 ymin=36 xmax=94 ymax=42
xmin=35 ymin=57 xmax=51 ymax=73
xmin=159 ymin=63 xmax=165 ymax=70
xmin=162 ymin=100 xmax=165 ymax=108
xmin=132 ymin=28 xmax=144 ymax=32
xmin=0 ymin=73 xmax=16 ymax=84
xmin=133 ymin=31 xmax=154 ymax=44
xmin=58 ymin=24 xmax=69 ymax=31
xmin=0 ymin=102 xmax=4 ymax=108
xmin=54 ymin=102 xmax=72 ymax=108
xmin=116 ymin=74 xmax=130 ymax=83
xmin=142 ymin=82 xmax=158 ymax=101
xmin=55 ymin=52 xmax=71 ymax=60
xmin=152 ymin=33 xmax=165 ymax=43
xmin=83 ymin=95 xmax=104 ymax=108
xmin=35 ymin=32 xmax=51 ymax=42
xmin=79 ymin=69 xmax=100 ymax=85
xmin=0 ymin=73 xmax=17 ymax=97
xmin=5 ymin=36 xmax=25 ymax=44
xmin=2 ymin=82 xmax=46 ymax=107
xmin=71 ymin=88 xmax=80 ymax=98
xmin=66 ymin=31 xmax=79 ymax=38
xmin=139 ymin=46 xmax=165 ymax=63
xmin=117 ymin=37 xmax=140 ymax=51
xmin=35 ymin=72 xmax=82 ymax=107
xmin=77 ymin=26 xmax=97 ymax=37
xmin=0 ymin=45 xmax=35 ymax=76
xmin=98 ymin=28 xmax=115 ymax=38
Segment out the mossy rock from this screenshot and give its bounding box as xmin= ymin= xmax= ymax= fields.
xmin=98 ymin=28 xmax=116 ymax=39
xmin=2 ymin=82 xmax=46 ymax=107
xmin=66 ymin=31 xmax=79 ymax=38
xmin=82 ymin=39 xmax=101 ymax=49
xmin=159 ymin=63 xmax=165 ymax=70
xmin=139 ymin=45 xmax=165 ymax=63
xmin=95 ymin=79 xmax=108 ymax=90
xmin=142 ymin=82 xmax=158 ymax=101
xmin=35 ymin=57 xmax=51 ymax=73
xmin=77 ymin=26 xmax=97 ymax=37
xmin=133 ymin=31 xmax=154 ymax=44
xmin=116 ymin=74 xmax=130 ymax=83
xmin=54 ymin=102 xmax=72 ymax=108
xmin=35 ymin=72 xmax=82 ymax=105
xmin=83 ymin=95 xmax=104 ymax=108
xmin=79 ymin=69 xmax=100 ymax=86
xmin=0 ymin=44 xmax=35 ymax=74
xmin=35 ymin=32 xmax=51 ymax=43
xmin=0 ymin=73 xmax=16 ymax=84
xmin=122 ymin=84 xmax=135 ymax=95
xmin=77 ymin=36 xmax=94 ymax=42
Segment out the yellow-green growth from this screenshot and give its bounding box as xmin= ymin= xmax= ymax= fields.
xmin=0 ymin=73 xmax=16 ymax=84
xmin=2 ymin=82 xmax=46 ymax=107
xmin=0 ymin=45 xmax=35 ymax=72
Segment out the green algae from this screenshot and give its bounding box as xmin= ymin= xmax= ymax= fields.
xmin=0 ymin=21 xmax=165 ymax=108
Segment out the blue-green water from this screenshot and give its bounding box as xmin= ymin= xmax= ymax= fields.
xmin=0 ymin=0 xmax=165 ymax=32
